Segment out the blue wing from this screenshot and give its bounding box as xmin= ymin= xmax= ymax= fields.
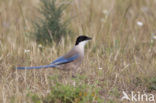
xmin=50 ymin=54 xmax=79 ymax=65
xmin=16 ymin=54 xmax=79 ymax=70
xmin=16 ymin=64 xmax=57 ymax=70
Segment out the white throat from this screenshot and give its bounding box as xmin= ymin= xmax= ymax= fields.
xmin=76 ymin=40 xmax=88 ymax=50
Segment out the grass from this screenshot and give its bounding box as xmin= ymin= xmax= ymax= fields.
xmin=0 ymin=0 xmax=156 ymax=103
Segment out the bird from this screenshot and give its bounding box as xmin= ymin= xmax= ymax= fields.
xmin=16 ymin=35 xmax=92 ymax=70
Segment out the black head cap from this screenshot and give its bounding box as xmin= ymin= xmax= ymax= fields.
xmin=75 ymin=35 xmax=92 ymax=45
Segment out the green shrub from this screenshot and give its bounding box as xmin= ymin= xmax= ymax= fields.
xmin=148 ymin=77 xmax=156 ymax=91
xmin=30 ymin=80 xmax=103 ymax=103
xmin=33 ymin=0 xmax=73 ymax=46
xmin=43 ymin=83 xmax=100 ymax=103
xmin=31 ymin=94 xmax=41 ymax=103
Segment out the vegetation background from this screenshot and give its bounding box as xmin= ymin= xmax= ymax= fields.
xmin=0 ymin=0 xmax=156 ymax=103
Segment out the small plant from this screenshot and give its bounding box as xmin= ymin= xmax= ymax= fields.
xmin=31 ymin=94 xmax=41 ymax=103
xmin=147 ymin=77 xmax=156 ymax=91
xmin=29 ymin=77 xmax=103 ymax=103
xmin=42 ymin=83 xmax=100 ymax=103
xmin=33 ymin=0 xmax=73 ymax=46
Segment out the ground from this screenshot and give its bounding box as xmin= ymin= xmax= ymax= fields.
xmin=0 ymin=0 xmax=156 ymax=103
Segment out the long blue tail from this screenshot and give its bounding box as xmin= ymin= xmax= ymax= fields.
xmin=16 ymin=64 xmax=57 ymax=69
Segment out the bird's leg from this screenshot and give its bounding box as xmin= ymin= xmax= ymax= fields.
xmin=71 ymin=68 xmax=78 ymax=78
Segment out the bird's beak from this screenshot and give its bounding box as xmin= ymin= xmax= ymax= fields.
xmin=87 ymin=37 xmax=92 ymax=40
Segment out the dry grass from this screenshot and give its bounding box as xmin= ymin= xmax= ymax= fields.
xmin=0 ymin=0 xmax=156 ymax=103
